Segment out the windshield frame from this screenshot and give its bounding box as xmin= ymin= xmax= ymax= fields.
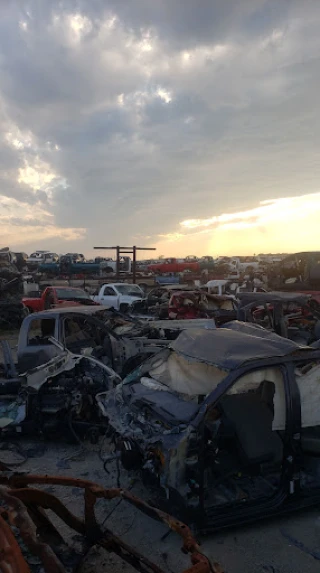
xmin=55 ymin=288 xmax=89 ymax=300
xmin=116 ymin=284 xmax=143 ymax=296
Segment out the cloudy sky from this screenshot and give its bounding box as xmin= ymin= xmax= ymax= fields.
xmin=1 ymin=1 xmax=320 ymax=258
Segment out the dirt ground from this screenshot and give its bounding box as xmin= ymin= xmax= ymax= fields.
xmin=1 ymin=331 xmax=320 ymax=573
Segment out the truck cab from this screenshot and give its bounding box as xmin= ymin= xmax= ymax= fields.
xmin=22 ymin=286 xmax=98 ymax=313
xmin=93 ymin=283 xmax=144 ymax=311
xmin=17 ymin=307 xmax=168 ymax=376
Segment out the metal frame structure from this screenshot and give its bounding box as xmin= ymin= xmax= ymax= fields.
xmin=94 ymin=246 xmax=156 ymax=283
xmin=0 ymin=469 xmax=219 ymax=573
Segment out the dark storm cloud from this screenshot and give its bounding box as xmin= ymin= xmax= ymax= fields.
xmin=81 ymin=0 xmax=281 ymax=46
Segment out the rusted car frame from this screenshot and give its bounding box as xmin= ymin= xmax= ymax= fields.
xmin=0 ymin=470 xmax=219 ymax=573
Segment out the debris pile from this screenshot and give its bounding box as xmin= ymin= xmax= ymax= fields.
xmin=0 ymin=278 xmax=27 ymax=330
xmin=0 ymin=345 xmax=119 ymax=439
xmin=0 ymin=247 xmax=27 ymax=329
xmin=2 ymin=245 xmax=320 ymax=568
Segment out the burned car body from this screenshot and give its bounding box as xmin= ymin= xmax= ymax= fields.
xmin=237 ymin=291 xmax=320 ymax=344
xmin=167 ymin=291 xmax=237 ymax=325
xmin=0 ymin=343 xmax=120 ymax=439
xmin=98 ymin=322 xmax=320 ymax=532
xmin=167 ymin=291 xmax=233 ymax=321
xmin=17 ymin=306 xmax=170 ymax=377
xmin=129 ymin=285 xmax=197 ymax=318
xmin=130 ymin=286 xmax=236 ymax=325
xmin=17 ymin=307 xmax=215 ymax=377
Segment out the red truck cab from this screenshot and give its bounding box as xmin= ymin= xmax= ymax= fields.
xmin=22 ymin=286 xmax=98 ymax=313
xmin=148 ymin=258 xmax=200 ymax=274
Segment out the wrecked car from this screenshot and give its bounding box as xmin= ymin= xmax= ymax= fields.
xmin=17 ymin=306 xmax=216 ymax=377
xmin=0 ymin=277 xmax=28 ymax=330
xmin=0 ymin=247 xmax=21 ymax=280
xmin=17 ymin=306 xmax=170 ymax=377
xmin=168 ymin=291 xmax=237 ymax=324
xmin=237 ymin=291 xmax=320 ymax=344
xmin=129 ymin=285 xmax=197 ymax=318
xmin=0 ymin=340 xmax=120 ymax=439
xmin=130 ymin=286 xmax=236 ymax=325
xmin=168 ymin=291 xmax=213 ymax=320
xmin=269 ymin=251 xmax=320 ymax=290
xmin=98 ymin=305 xmax=216 ymax=337
xmin=97 ymin=322 xmax=320 ymax=533
xmin=22 ymin=285 xmax=99 ymax=313
xmin=93 ymin=282 xmax=144 ymax=310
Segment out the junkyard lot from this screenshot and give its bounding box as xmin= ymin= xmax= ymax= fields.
xmin=0 ymin=332 xmax=320 ymax=573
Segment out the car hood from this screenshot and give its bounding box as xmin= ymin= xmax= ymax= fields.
xmin=22 ymin=349 xmax=120 ymax=391
xmin=170 ymin=321 xmax=311 ymax=371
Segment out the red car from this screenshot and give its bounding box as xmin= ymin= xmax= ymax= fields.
xmin=148 ymin=258 xmax=200 ymax=273
xmin=22 ymin=286 xmax=99 ymax=313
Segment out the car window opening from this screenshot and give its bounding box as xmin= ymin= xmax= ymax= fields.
xmin=201 ymin=370 xmax=285 ymax=509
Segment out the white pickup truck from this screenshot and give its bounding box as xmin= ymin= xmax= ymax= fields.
xmin=93 ymin=283 xmax=144 ymax=311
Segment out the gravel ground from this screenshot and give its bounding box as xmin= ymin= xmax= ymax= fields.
xmin=1 ymin=331 xmax=320 ymax=573
xmin=1 ymin=438 xmax=319 ymax=573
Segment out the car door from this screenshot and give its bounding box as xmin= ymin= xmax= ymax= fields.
xmin=99 ymin=286 xmax=120 ymax=308
xmin=295 ymin=358 xmax=320 ymax=497
xmin=193 ymin=363 xmax=290 ymax=528
xmin=17 ymin=316 xmax=60 ymax=371
xmin=62 ymin=315 xmax=100 ymax=355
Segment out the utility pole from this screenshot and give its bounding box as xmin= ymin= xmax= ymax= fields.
xmin=93 ymin=245 xmax=156 ymax=283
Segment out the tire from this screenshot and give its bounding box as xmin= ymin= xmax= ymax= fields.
xmin=119 ymin=303 xmax=129 ymax=313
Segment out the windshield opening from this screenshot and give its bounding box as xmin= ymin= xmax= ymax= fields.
xmin=56 ymin=288 xmax=89 ymax=300
xmin=116 ymin=284 xmax=142 ymax=296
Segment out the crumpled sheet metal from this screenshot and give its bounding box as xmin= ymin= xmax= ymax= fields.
xmin=22 ymin=350 xmax=82 ymax=390
xmin=0 ymin=471 xmax=221 ymax=573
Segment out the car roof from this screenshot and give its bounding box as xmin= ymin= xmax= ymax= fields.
xmin=206 ymin=280 xmax=228 ymax=286
xmin=160 ymin=284 xmax=196 ymax=291
xmin=53 ymin=286 xmax=86 ymax=291
xmin=30 ymin=305 xmax=107 ymax=317
xmin=104 ymin=283 xmax=141 ymax=287
xmin=237 ymin=291 xmax=312 ymax=306
xmin=100 ymin=283 xmax=144 ymax=291
xmin=170 ymin=290 xmax=200 ymax=297
xmin=170 ymin=321 xmax=312 ymax=371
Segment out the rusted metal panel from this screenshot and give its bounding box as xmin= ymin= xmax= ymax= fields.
xmin=0 ymin=512 xmax=30 ymax=573
xmin=0 ymin=487 xmax=66 ymax=573
xmin=0 ymin=471 xmax=217 ymax=573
